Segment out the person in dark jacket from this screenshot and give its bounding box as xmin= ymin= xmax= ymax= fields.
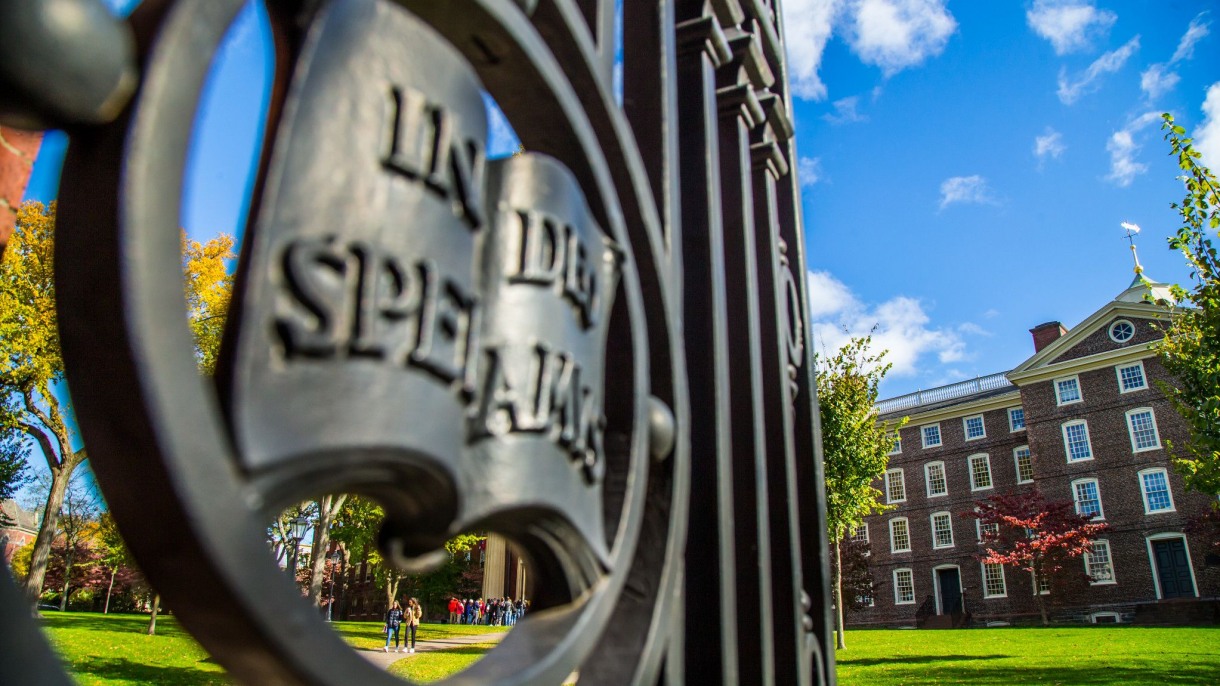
xmin=383 ymin=601 xmax=405 ymax=652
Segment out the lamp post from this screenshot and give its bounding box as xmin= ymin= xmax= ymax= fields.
xmin=285 ymin=515 xmax=309 ymax=581
xmin=326 ymin=549 xmax=341 ymax=622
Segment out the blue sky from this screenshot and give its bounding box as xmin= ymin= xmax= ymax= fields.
xmin=24 ymin=0 xmax=1220 ymax=402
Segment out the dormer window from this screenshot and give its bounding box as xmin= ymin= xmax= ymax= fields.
xmin=1109 ymin=320 xmax=1135 ymax=343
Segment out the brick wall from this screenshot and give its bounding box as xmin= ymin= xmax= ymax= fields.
xmin=0 ymin=126 xmax=43 ymax=254
xmin=850 ymin=320 xmax=1219 ymax=627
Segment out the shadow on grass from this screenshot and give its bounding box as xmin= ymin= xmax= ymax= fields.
xmin=421 ymin=644 xmax=498 ymax=656
xmin=39 ymin=613 xmax=193 ymax=638
xmin=70 ymin=657 xmax=229 ymax=685
xmin=839 ymin=654 xmax=1008 ymax=667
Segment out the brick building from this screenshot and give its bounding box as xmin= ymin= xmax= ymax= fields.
xmin=847 ymin=272 xmax=1219 ymax=628
xmin=1 ymin=500 xmax=39 ymax=564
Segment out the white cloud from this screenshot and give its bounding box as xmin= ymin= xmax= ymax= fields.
xmin=807 ymin=271 xmax=966 ymax=377
xmin=784 ymin=0 xmax=843 ymax=101
xmin=1105 ymin=111 xmax=1161 ymax=187
xmin=798 ymin=156 xmax=825 ymax=188
xmin=1056 ymin=36 xmax=1140 ymax=104
xmin=1034 ymin=128 xmax=1066 ymax=163
xmin=1140 ymin=64 xmax=1181 ymax=101
xmin=938 ymin=175 xmax=994 ymax=209
xmin=1196 ymin=82 xmax=1220 ymax=172
xmin=823 ymin=96 xmax=867 ymax=124
xmin=1026 ymin=0 xmax=1116 ymax=55
xmin=1171 ymin=13 xmax=1211 ymax=63
xmin=844 ymin=0 xmax=957 ymax=76
xmin=1141 ymin=14 xmax=1210 ymax=101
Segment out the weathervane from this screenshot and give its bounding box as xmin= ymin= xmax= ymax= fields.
xmin=1121 ymin=221 xmax=1144 ymax=276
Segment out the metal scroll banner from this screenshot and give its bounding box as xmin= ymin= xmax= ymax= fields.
xmin=2 ymin=0 xmax=834 ymax=684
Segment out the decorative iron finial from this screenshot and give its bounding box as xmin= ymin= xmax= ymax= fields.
xmin=1121 ymin=221 xmax=1143 ymax=276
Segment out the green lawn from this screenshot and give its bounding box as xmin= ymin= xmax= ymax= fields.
xmin=388 ymin=641 xmax=500 ymax=683
xmin=34 ymin=613 xmax=1220 ymax=685
xmin=39 ymin=613 xmax=230 ymax=686
xmin=836 ymin=626 xmax=1220 ymax=685
xmin=37 ymin=612 xmax=506 ymax=684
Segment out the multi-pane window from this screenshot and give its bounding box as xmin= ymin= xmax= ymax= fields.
xmin=964 ymin=415 xmax=986 ymax=441
xmin=921 ymin=424 xmax=942 ymax=448
xmin=889 ymin=518 xmax=911 ymax=553
xmin=925 ymin=462 xmax=948 ymax=497
xmin=886 ymin=469 xmax=906 ymax=503
xmin=1009 ymin=407 xmax=1025 ymax=432
xmin=894 ymin=568 xmax=915 ymax=604
xmin=982 ymin=563 xmax=1007 ymax=597
xmin=1014 ymin=446 xmax=1034 ymax=483
xmin=1062 ymin=421 xmax=1093 ymax=462
xmin=1055 ymin=376 xmax=1082 ymax=405
xmin=931 ymin=511 xmax=954 ymax=548
xmin=1127 ymin=408 xmax=1161 ymax=452
xmin=1109 ymin=319 xmax=1135 ymax=342
xmin=1116 ymin=362 xmax=1147 ymax=392
xmin=1033 ymin=573 xmax=1050 ymax=595
xmin=1086 ymin=540 xmax=1116 ymax=584
xmin=1072 ymin=478 xmax=1104 ymax=520
xmin=1139 ymin=468 xmax=1175 ymax=513
xmin=969 ymin=454 xmax=993 ymax=490
xmin=851 ymin=523 xmax=870 ymax=543
xmin=856 ymin=591 xmax=874 ymax=607
xmin=889 ymin=436 xmax=902 ymax=454
xmin=977 ymin=519 xmax=999 ymax=541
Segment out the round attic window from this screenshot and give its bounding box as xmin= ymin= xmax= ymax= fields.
xmin=1109 ymin=319 xmax=1135 ymax=343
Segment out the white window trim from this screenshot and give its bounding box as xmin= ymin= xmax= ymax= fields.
xmin=1145 ymin=533 xmax=1199 ymax=600
xmin=1090 ymin=611 xmax=1121 ymax=624
xmin=889 ymin=435 xmax=902 ymax=455
xmin=968 ymin=453 xmax=993 ymax=492
xmin=885 ymin=468 xmax=906 ymax=504
xmin=1008 ymin=407 xmax=1026 ymax=433
xmin=975 ymin=511 xmax=998 ymax=543
xmin=852 ymin=523 xmax=870 ymax=543
xmin=889 ymin=517 xmax=911 ymax=553
xmin=1054 ymin=375 xmax=1083 ymax=406
xmin=930 ymin=511 xmax=954 ymax=549
xmin=980 ymin=561 xmax=1008 ymax=598
xmin=1071 ymin=477 xmax=1105 ymax=521
xmin=1108 ymin=319 xmax=1135 ymax=343
xmin=963 ymin=414 xmax=986 ymax=441
xmin=1138 ymin=468 xmax=1176 ymax=514
xmin=1115 ymin=360 xmax=1148 ymax=393
xmin=924 ymin=461 xmax=948 ymax=498
xmin=1030 ymin=571 xmax=1050 ymax=596
xmin=1062 ymin=420 xmax=1093 ymax=463
xmin=1013 ymin=446 xmax=1034 ymax=484
xmin=893 ymin=568 xmax=916 ymax=605
xmin=921 ymin=423 xmax=942 ymax=449
xmin=1126 ymin=407 xmax=1162 ymax=453
xmin=1084 ymin=538 xmax=1117 ymax=586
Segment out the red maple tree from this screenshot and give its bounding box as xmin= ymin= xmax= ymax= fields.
xmin=966 ymin=490 xmax=1109 ymax=625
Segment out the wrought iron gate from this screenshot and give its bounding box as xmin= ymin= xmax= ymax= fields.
xmin=0 ymin=0 xmax=834 ymax=683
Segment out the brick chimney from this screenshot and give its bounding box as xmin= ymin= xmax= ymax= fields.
xmin=1030 ymin=321 xmax=1068 ymax=353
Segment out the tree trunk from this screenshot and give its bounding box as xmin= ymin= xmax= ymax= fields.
xmin=147 ymin=593 xmax=161 ymax=635
xmin=308 ymin=494 xmax=347 ymax=608
xmin=104 ymin=567 xmax=116 ymax=614
xmin=834 ymin=538 xmax=846 ymax=649
xmin=58 ymin=544 xmax=75 ymax=612
xmin=23 ymin=468 xmax=69 ymax=609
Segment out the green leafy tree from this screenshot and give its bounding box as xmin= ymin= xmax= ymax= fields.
xmin=0 ymin=201 xmax=89 ymax=609
xmin=1157 ymin=114 xmax=1220 ymax=496
xmin=0 ymin=435 xmax=31 ymax=524
xmin=816 ymin=336 xmax=905 ymax=649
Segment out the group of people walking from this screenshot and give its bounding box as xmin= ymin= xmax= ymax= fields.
xmin=447 ymin=597 xmax=526 ymax=626
xmin=383 ymin=598 xmax=422 ymax=653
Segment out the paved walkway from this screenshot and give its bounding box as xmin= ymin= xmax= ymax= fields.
xmin=359 ymin=631 xmax=509 ymax=670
